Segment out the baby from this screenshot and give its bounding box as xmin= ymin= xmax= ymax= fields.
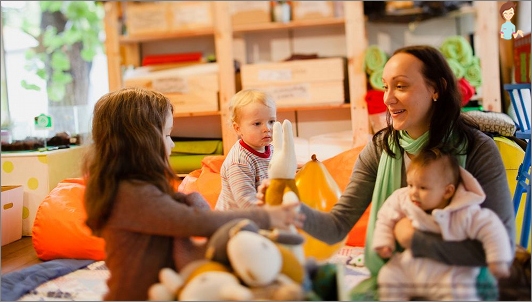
xmin=373 ymin=148 xmax=512 ymax=300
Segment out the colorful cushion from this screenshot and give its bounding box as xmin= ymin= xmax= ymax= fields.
xmin=32 ymin=178 xmax=105 ymax=261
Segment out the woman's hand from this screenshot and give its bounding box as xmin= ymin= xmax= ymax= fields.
xmin=264 ymin=202 xmax=305 ymax=230
xmin=394 ymin=217 xmax=415 ymax=249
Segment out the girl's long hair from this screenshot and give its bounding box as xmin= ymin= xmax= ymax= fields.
xmin=82 ymin=87 xmax=178 ymax=235
xmin=373 ymin=45 xmax=479 ymax=158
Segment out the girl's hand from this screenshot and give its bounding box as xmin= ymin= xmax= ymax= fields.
xmin=264 ymin=202 xmax=305 ymax=230
xmin=394 ymin=217 xmax=414 ymax=249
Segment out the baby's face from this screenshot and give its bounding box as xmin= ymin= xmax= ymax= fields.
xmin=233 ymin=102 xmax=276 ymax=152
xmin=406 ymin=162 xmax=452 ymax=212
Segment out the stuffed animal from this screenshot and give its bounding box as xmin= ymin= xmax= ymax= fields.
xmin=148 ymin=219 xmax=306 ymax=301
xmin=264 ymin=119 xmax=305 ymax=264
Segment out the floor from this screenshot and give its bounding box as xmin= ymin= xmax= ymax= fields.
xmin=1 ymin=236 xmax=42 ymax=275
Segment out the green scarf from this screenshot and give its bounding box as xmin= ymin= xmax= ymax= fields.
xmin=365 ymin=130 xmax=430 ymax=276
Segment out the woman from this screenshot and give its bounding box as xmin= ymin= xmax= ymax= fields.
xmin=259 ymin=45 xmax=515 ymax=300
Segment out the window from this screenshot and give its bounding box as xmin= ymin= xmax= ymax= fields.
xmin=1 ymin=1 xmax=108 ymax=143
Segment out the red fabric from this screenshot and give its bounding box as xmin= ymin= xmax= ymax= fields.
xmin=365 ymin=90 xmax=387 ymax=114
xmin=142 ymin=52 xmax=202 ymax=66
xmin=458 ymin=77 xmax=475 ymax=107
xmin=32 ymin=178 xmax=106 ymax=261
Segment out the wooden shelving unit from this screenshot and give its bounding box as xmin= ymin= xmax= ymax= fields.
xmin=103 ymin=2 xmax=500 ymax=155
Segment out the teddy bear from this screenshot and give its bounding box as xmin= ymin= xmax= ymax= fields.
xmin=147 ymin=218 xmax=307 ymax=301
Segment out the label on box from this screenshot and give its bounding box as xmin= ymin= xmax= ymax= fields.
xmin=258 ymin=69 xmax=293 ymax=81
xmin=294 ymin=1 xmax=333 ymax=18
xmin=153 ymin=77 xmax=188 ymax=94
xmin=264 ymin=83 xmax=311 ymax=101
xmin=171 ymin=3 xmax=212 ymax=27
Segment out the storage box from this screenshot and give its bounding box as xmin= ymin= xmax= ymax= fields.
xmin=1 ymin=146 xmax=86 ymax=235
xmin=124 ymin=63 xmax=220 ymax=113
xmin=292 ymin=1 xmax=335 ymax=21
xmin=230 ymin=1 xmax=271 ymax=26
xmin=240 ymin=57 xmax=347 ymax=107
xmin=168 ymin=1 xmax=213 ymax=31
xmin=124 ymin=2 xmax=170 ymax=36
xmin=514 ymin=32 xmax=531 ymax=84
xmin=2 ymin=185 xmax=23 ymax=246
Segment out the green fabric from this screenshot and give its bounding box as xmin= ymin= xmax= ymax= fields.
xmin=350 ymin=275 xmax=379 ymax=301
xmin=464 ymin=56 xmax=482 ymax=88
xmin=364 ymin=45 xmax=388 ymax=74
xmin=364 ymin=130 xmax=430 ymax=277
xmin=476 ymin=266 xmax=498 ymax=300
xmin=440 ymin=35 xmax=473 ymax=66
xmin=369 ymin=68 xmax=384 ymax=91
xmin=446 ymin=58 xmax=466 ymax=80
xmin=171 ymin=140 xmax=222 ymax=155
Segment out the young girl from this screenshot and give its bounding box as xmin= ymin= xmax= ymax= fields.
xmin=215 ymin=89 xmax=277 ymax=210
xmin=82 ymin=87 xmax=302 ymax=301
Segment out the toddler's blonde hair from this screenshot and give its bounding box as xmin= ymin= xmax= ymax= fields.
xmin=228 ymin=89 xmax=276 ymax=124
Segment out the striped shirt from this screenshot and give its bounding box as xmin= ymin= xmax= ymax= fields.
xmin=215 ymin=139 xmax=272 ymax=210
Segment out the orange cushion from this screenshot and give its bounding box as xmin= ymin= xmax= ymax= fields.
xmin=322 ymin=146 xmax=369 ymax=247
xmin=179 ymin=156 xmax=226 ymax=209
xmin=32 ymin=178 xmax=106 ymax=261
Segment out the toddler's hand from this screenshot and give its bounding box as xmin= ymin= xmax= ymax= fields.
xmin=265 ymin=202 xmax=305 ymax=230
xmin=256 ymin=179 xmax=270 ymax=206
xmin=375 ymin=246 xmax=393 ymax=259
xmin=488 ymin=261 xmax=510 ymax=279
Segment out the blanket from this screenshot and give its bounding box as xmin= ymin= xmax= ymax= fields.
xmin=1 ymin=259 xmax=97 ymax=301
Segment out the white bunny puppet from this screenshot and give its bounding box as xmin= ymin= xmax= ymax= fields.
xmin=264 ymin=119 xmax=305 ymax=264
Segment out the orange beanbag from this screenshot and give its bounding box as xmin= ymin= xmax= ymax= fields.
xmin=322 ymin=146 xmax=369 ymax=247
xmin=32 ymin=178 xmax=106 ymax=261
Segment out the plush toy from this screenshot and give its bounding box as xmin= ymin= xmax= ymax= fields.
xmin=264 ymin=119 xmax=305 ymax=264
xmin=148 ymin=218 xmax=306 ymax=301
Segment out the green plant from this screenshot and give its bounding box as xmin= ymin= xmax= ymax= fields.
xmin=20 ymin=1 xmax=104 ymax=102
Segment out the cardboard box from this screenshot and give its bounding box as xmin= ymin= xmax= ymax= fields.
xmin=292 ymin=1 xmax=335 ymax=21
xmin=2 ymin=185 xmax=23 ymax=246
xmin=230 ymin=1 xmax=271 ymax=26
xmin=168 ymin=1 xmax=213 ymax=31
xmin=124 ymin=2 xmax=170 ymax=36
xmin=1 ymin=147 xmax=86 ymax=235
xmin=240 ymin=57 xmax=346 ymax=106
xmin=124 ymin=63 xmax=219 ymax=113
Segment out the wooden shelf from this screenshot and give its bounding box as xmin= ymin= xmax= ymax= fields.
xmin=173 ymin=110 xmax=220 ymax=118
xmin=233 ymin=17 xmax=344 ymax=33
xmin=277 ymin=103 xmax=350 ymax=112
xmin=119 ymin=28 xmax=215 ymax=43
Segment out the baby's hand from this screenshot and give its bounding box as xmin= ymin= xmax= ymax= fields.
xmin=256 ymin=179 xmax=270 ymax=205
xmin=488 ymin=261 xmax=510 ymax=279
xmin=375 ymin=246 xmax=393 ymax=259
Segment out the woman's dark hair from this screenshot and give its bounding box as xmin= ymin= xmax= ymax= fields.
xmin=373 ymin=45 xmax=479 ymax=158
xmin=83 ymin=87 xmax=177 ymax=235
